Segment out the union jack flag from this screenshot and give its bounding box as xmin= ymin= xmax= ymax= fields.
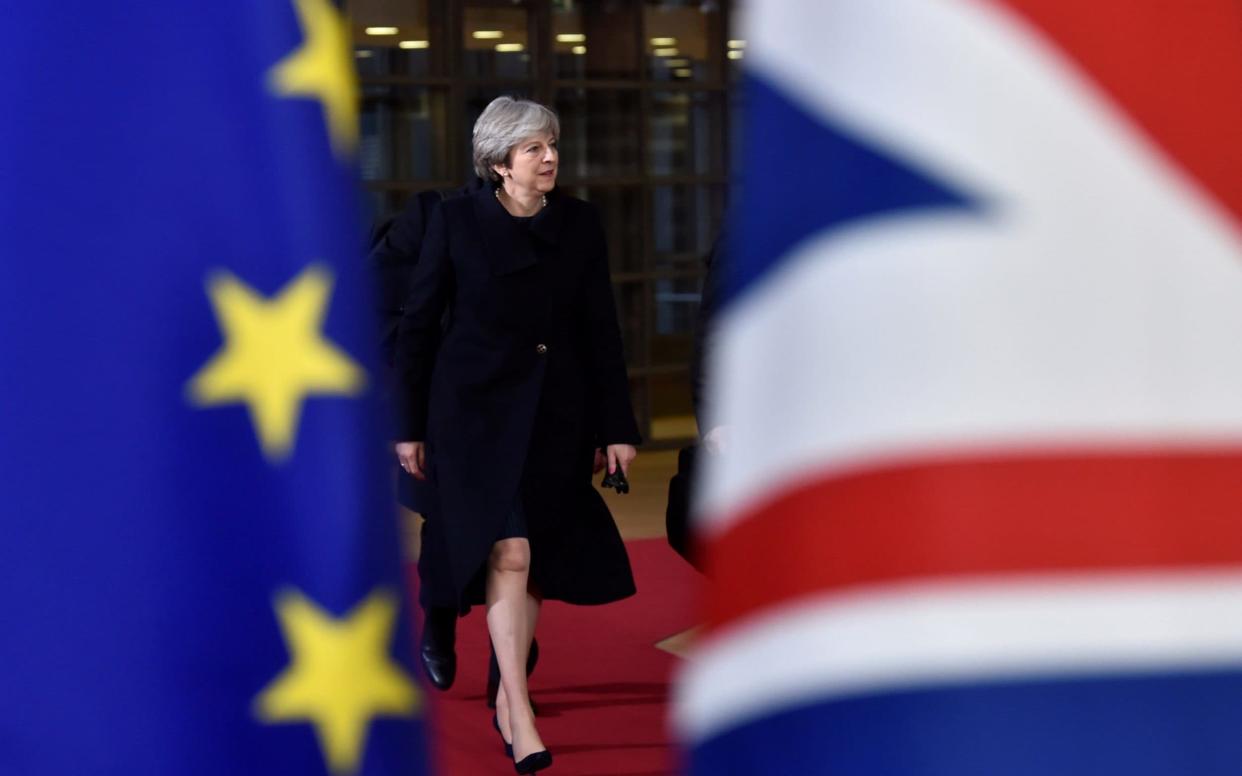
xmin=677 ymin=1 xmax=1242 ymax=773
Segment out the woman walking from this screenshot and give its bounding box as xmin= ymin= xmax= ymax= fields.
xmin=394 ymin=96 xmax=640 ymax=774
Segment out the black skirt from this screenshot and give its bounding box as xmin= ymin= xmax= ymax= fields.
xmin=496 ymin=500 xmax=529 ymax=541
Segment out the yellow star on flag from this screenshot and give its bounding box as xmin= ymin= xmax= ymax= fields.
xmin=186 ymin=264 xmax=365 ymax=461
xmin=255 ymin=588 xmax=421 ymax=775
xmin=268 ymin=0 xmax=359 ymax=156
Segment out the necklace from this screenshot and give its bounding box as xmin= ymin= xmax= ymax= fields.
xmin=495 ymin=186 xmax=547 ymax=214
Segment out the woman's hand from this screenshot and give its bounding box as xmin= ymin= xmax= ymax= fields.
xmin=395 ymin=441 xmax=426 ymax=480
xmin=605 ymin=444 xmax=637 ymax=478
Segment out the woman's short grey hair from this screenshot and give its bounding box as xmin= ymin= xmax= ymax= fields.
xmin=472 ymin=96 xmax=560 ymax=182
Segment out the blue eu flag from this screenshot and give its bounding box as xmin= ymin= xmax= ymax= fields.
xmin=0 ymin=1 xmax=429 ymax=774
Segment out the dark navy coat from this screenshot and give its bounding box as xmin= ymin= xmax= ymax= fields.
xmin=395 ymin=185 xmax=640 ymax=609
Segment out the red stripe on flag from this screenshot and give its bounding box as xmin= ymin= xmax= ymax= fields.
xmin=703 ymin=450 xmax=1242 ymax=634
xmin=989 ymin=0 xmax=1242 ymax=226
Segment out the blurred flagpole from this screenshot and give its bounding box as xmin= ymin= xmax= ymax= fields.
xmin=0 ymin=1 xmax=431 ymax=774
xmin=679 ymin=1 xmax=1242 ymax=774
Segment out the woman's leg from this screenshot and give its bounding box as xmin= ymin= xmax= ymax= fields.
xmin=494 ymin=590 xmax=542 ymax=723
xmin=524 ymin=593 xmax=542 ymax=658
xmin=487 ymin=538 xmax=545 ymax=760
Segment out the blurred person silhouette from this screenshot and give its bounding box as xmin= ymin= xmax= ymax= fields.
xmin=666 ymin=229 xmax=728 ymax=571
xmin=370 ymin=179 xmax=485 ymax=694
xmin=394 ymin=96 xmax=640 ymax=774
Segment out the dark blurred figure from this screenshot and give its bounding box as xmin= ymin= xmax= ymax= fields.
xmin=369 ymin=179 xmax=482 ymax=692
xmin=666 ymin=230 xmax=728 ymax=572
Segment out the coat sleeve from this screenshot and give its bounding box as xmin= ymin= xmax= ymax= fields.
xmin=368 ymin=190 xmax=440 ymax=368
xmin=394 ymin=201 xmax=454 ymax=442
xmin=578 ymin=205 xmax=642 ymax=447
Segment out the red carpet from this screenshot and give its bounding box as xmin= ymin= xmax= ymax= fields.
xmin=412 ymin=538 xmax=701 ymax=776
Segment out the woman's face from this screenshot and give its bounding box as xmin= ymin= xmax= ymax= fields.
xmin=499 ymin=132 xmax=558 ymax=193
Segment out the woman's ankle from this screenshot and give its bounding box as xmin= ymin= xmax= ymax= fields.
xmin=510 ymin=721 xmax=545 ymax=759
xmin=507 ymin=697 xmax=538 ymax=725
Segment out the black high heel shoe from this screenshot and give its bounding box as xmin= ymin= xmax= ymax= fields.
xmin=420 ymin=606 xmax=457 ymax=690
xmin=491 ymin=714 xmax=513 ymax=757
xmin=514 ymin=750 xmax=552 ymax=774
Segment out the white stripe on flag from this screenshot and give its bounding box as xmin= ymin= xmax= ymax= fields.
xmin=674 ymin=570 xmax=1242 ymax=743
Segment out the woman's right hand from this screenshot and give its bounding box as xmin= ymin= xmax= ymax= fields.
xmin=395 ymin=441 xmax=426 ymax=480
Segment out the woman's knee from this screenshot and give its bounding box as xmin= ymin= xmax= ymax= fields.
xmin=490 ymin=539 xmax=530 ymax=574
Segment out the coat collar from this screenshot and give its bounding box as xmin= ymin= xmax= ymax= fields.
xmin=472 ymin=184 xmax=566 ymax=275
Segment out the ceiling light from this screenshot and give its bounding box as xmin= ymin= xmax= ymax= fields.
xmin=572 ymin=45 xmax=587 ymax=55
xmin=727 ymin=39 xmax=746 ymax=49
xmin=665 ymin=58 xmax=689 ymax=67
xmin=355 ymin=50 xmax=374 ymax=58
xmin=653 ymin=47 xmax=679 ymax=57
xmin=495 ymin=43 xmax=525 ymax=52
xmin=650 ymin=37 xmax=677 ymax=47
xmin=557 ymin=33 xmax=586 ymax=43
xmin=399 ymin=40 xmax=429 ymax=49
xmin=727 ymin=50 xmax=744 ymax=60
xmin=365 ymin=26 xmax=399 ymax=36
xmin=673 ymin=68 xmax=693 ymax=78
xmin=472 ymin=30 xmax=504 ymax=39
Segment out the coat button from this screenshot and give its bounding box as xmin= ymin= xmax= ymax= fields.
xmin=535 ymin=343 xmax=548 ymax=354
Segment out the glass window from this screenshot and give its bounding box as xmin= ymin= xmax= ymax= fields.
xmin=653 ymin=276 xmax=702 ymax=342
xmin=725 ymin=38 xmax=745 ymax=80
xmin=555 ymin=89 xmax=642 ymax=178
xmin=726 ymin=6 xmax=746 ymax=81
xmin=348 ymin=0 xmax=433 ymax=77
xmin=362 ymin=188 xmax=415 ymax=232
xmin=360 ymin=86 xmax=450 ymax=181
xmin=567 ymin=186 xmax=645 ymax=274
xmin=728 ymin=87 xmax=745 ymax=172
xmin=465 ymin=86 xmax=535 ymax=128
xmin=648 ymin=90 xmax=722 ymax=175
xmin=644 ymin=1 xmax=721 ymax=82
xmin=552 ymin=1 xmax=639 ymax=79
xmin=463 ymin=4 xmax=532 ymax=78
xmin=650 ymin=184 xmax=724 ymax=267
